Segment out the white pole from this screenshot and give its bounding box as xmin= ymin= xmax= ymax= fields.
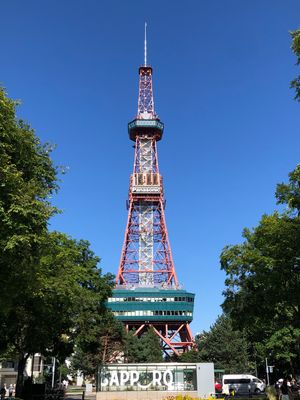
xmin=265 ymin=358 xmax=269 ymax=386
xmin=52 ymin=357 xmax=56 ymax=388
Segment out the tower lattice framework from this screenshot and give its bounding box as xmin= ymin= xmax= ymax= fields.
xmin=117 ymin=65 xmax=179 ymax=289
xmin=110 ymin=55 xmax=194 ymax=356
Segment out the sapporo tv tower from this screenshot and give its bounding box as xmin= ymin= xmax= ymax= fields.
xmin=107 ymin=25 xmax=195 ymax=355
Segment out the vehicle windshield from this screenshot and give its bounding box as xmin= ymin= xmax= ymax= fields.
xmin=224 ymin=379 xmax=251 ymax=384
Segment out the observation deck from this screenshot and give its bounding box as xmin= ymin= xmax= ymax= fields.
xmin=107 ymin=287 xmax=194 ymax=323
xmin=128 ymin=118 xmax=164 ymax=141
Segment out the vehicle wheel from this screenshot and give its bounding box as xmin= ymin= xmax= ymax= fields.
xmin=255 ymin=389 xmax=261 ymax=394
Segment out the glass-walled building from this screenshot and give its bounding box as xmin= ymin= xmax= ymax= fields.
xmin=107 ymin=288 xmax=194 ymax=322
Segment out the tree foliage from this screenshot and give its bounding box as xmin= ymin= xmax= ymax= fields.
xmin=0 ymin=88 xmax=115 ymax=394
xmin=124 ymin=331 xmax=140 ymax=363
xmin=179 ymin=315 xmax=251 ymax=373
xmin=290 ymin=29 xmax=300 ymax=101
xmin=138 ymin=328 xmax=163 ymax=363
xmin=70 ymin=311 xmax=125 ymax=377
xmin=221 ymin=165 xmax=300 ymax=374
xmin=196 ymin=315 xmax=250 ymax=373
xmin=276 ymin=165 xmax=300 ymax=215
xmin=124 ymin=328 xmax=163 ymax=363
xmin=0 ymin=87 xmax=58 ymax=314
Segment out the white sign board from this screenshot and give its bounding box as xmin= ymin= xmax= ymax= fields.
xmin=101 ymin=369 xmax=173 ymax=390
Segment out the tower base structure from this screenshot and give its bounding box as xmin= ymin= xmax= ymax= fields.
xmin=108 ymin=287 xmax=195 ymax=356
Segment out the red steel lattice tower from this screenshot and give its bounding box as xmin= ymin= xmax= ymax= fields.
xmin=108 ymin=27 xmax=195 ymax=355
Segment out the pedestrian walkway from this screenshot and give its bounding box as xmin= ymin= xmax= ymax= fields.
xmin=65 ymin=390 xmax=96 ymax=400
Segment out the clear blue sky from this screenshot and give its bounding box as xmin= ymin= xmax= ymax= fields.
xmin=1 ymin=1 xmax=300 ymax=334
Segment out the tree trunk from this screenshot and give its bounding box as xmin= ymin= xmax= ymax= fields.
xmin=97 ymin=335 xmax=108 ymax=394
xmin=15 ymin=353 xmax=29 ymax=398
xmin=102 ymin=335 xmax=108 ymax=364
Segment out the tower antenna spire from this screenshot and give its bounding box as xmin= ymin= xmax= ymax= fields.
xmin=144 ymin=22 xmax=147 ymax=66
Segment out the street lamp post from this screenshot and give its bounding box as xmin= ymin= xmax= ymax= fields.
xmin=51 ymin=357 xmax=56 ymax=388
xmin=265 ymin=358 xmax=270 ymax=386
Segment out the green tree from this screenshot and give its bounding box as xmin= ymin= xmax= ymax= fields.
xmin=124 ymin=331 xmax=140 ymax=363
xmin=196 ymin=315 xmax=251 ymax=373
xmin=124 ymin=328 xmax=163 ymax=363
xmin=179 ymin=349 xmax=199 ymax=363
xmin=221 ymin=165 xmax=300 ymax=374
xmin=0 ymin=87 xmax=58 ymax=314
xmin=0 ymin=87 xmax=59 ymax=394
xmin=276 ymin=165 xmax=300 ymax=215
xmin=1 ymin=231 xmax=114 ymax=395
xmin=179 ymin=315 xmax=251 ymax=373
xmin=71 ymin=311 xmax=125 ymax=377
xmin=0 ymin=88 xmax=115 ymax=395
xmin=138 ymin=328 xmax=163 ymax=363
xmin=290 ymin=29 xmax=300 ymax=101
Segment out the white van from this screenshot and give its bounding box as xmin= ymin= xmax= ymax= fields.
xmin=222 ymin=374 xmax=266 ymax=395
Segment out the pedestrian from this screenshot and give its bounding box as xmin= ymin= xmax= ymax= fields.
xmin=275 ymin=379 xmax=283 ymax=400
xmin=281 ymin=378 xmax=290 ymax=400
xmin=288 ymin=376 xmax=298 ymax=400
xmin=0 ymin=386 xmax=5 ymax=400
xmin=8 ymin=385 xmax=13 ymax=397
